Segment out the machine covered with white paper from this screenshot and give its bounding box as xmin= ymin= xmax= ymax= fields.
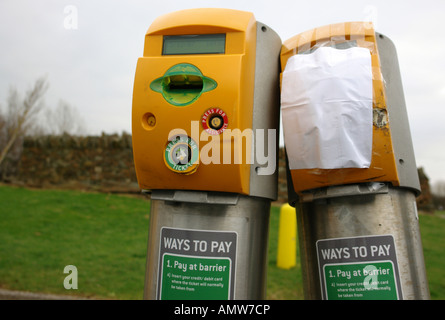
xmin=280 ymin=22 xmax=429 ymax=300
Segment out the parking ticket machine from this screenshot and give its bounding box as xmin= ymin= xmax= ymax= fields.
xmin=280 ymin=22 xmax=429 ymax=300
xmin=132 ymin=8 xmax=281 ymax=299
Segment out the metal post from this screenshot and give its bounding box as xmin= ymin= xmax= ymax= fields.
xmin=296 ymin=183 xmax=429 ymax=300
xmin=143 ymin=191 xmax=270 ymax=299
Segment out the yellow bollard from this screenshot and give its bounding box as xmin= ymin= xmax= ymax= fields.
xmin=277 ymin=203 xmax=297 ymax=269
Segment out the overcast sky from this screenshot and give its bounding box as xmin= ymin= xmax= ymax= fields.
xmin=0 ymin=0 xmax=444 ymax=185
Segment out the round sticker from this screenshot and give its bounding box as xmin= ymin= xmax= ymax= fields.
xmin=201 ymin=108 xmax=228 ymax=135
xmin=164 ymin=135 xmax=199 ymax=174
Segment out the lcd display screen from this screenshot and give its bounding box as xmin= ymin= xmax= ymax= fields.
xmin=163 ymin=34 xmax=226 ymax=55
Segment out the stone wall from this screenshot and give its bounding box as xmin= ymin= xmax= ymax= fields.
xmin=16 ymin=133 xmax=139 ymax=193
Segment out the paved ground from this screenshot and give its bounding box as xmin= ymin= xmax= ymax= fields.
xmin=0 ymin=288 xmax=93 ymax=300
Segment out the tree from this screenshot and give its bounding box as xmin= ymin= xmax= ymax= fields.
xmin=0 ymin=77 xmax=48 ymax=167
xmin=44 ymin=100 xmax=87 ymax=136
xmin=432 ymin=180 xmax=445 ymax=197
xmin=432 ymin=180 xmax=445 ymax=210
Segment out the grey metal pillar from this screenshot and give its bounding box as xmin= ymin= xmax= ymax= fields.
xmin=296 ymin=183 xmax=429 ymax=300
xmin=143 ymin=191 xmax=270 ymax=300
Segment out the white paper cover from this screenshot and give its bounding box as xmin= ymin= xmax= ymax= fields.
xmin=281 ymin=46 xmax=373 ymax=169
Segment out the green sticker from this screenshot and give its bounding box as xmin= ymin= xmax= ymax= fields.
xmin=324 ymin=261 xmax=398 ymax=300
xmin=164 ymin=135 xmax=199 ymax=174
xmin=160 ymin=254 xmax=231 ymax=300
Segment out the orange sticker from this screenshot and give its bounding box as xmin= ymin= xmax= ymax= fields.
xmin=201 ymin=108 xmax=228 ymax=135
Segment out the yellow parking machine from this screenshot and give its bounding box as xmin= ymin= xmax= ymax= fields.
xmin=132 ymin=8 xmax=281 ymax=300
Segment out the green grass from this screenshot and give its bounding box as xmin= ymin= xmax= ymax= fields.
xmin=0 ymin=186 xmax=150 ymax=299
xmin=418 ymin=212 xmax=445 ymax=299
xmin=0 ymin=185 xmax=443 ymax=300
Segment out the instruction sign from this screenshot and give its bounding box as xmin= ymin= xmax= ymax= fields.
xmin=316 ymin=235 xmax=402 ymax=300
xmin=157 ymin=227 xmax=237 ymax=300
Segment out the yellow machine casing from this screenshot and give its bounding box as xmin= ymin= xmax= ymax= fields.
xmin=280 ymin=22 xmax=420 ymax=195
xmin=132 ymin=9 xmax=280 ymax=196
